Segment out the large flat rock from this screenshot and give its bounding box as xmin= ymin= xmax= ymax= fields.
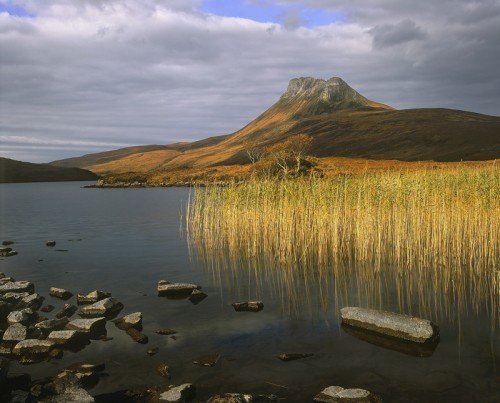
xmin=157 ymin=282 xmax=201 ymax=298
xmin=0 ymin=281 xmax=34 ymax=294
xmin=340 ymin=307 xmax=438 ymax=344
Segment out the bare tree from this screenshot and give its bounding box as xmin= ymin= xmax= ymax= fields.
xmin=245 ymin=142 xmax=265 ymax=164
xmin=286 ymin=134 xmax=313 ymax=172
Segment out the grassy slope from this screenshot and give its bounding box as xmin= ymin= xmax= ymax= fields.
xmin=0 ymin=157 xmax=99 ymax=183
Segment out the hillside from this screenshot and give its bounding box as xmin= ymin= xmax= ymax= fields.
xmin=0 ymin=157 xmax=99 ymax=183
xmin=51 ymin=77 xmax=500 ymax=175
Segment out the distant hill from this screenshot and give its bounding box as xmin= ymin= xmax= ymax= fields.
xmin=0 ymin=157 xmax=99 ymax=183
xmin=51 ymin=76 xmax=500 ymax=175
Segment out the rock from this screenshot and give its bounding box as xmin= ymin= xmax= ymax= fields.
xmin=41 ymin=304 xmax=55 ymax=313
xmin=314 ymin=386 xmax=381 ymax=402
xmin=13 ymin=339 xmax=55 ymax=363
xmin=55 ymin=304 xmax=78 ymax=319
xmin=18 ymin=293 xmax=45 ymax=310
xmin=46 ymin=241 xmax=56 ymax=247
xmin=3 ymin=324 xmax=28 ymax=343
xmin=0 ymin=281 xmax=34 ymax=294
xmin=188 ymin=289 xmax=207 ymax=305
xmin=77 ymin=290 xmax=111 ymax=305
xmin=277 ymin=353 xmax=314 ymax=361
xmin=232 ymin=301 xmax=264 ymax=312
xmin=0 ymin=248 xmax=17 ymax=257
xmin=157 ymin=282 xmax=201 ymax=298
xmin=193 ymin=353 xmax=220 ymax=367
xmin=1 ymin=292 xmax=29 ymax=303
xmin=49 ymin=287 xmax=73 ymax=300
xmin=0 ymin=277 xmax=14 ymax=286
xmin=7 ymin=309 xmax=37 ymax=325
xmin=340 ymin=307 xmax=439 ymax=344
xmin=113 ymin=312 xmax=142 ymax=330
xmin=2 ymin=241 xmax=14 ymax=246
xmin=8 ymin=390 xmax=30 ymax=402
xmin=126 ymin=328 xmax=148 ymax=344
xmin=47 ymin=330 xmax=84 ymax=345
xmin=79 ymin=297 xmax=123 ymax=318
xmin=158 ymin=279 xmax=170 ymax=286
xmin=147 ymin=347 xmax=159 ymax=356
xmin=159 ymin=383 xmax=196 ymax=402
xmin=207 ymin=394 xmax=278 ymax=403
xmin=156 ymin=363 xmax=170 ymax=379
xmin=155 ymin=329 xmax=178 ymax=336
xmin=66 ymin=317 xmax=106 ymax=336
xmin=35 ymin=318 xmax=69 ymax=332
xmin=44 ymin=387 xmax=95 ymax=402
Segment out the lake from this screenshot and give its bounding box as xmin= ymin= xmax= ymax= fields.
xmin=0 ymin=182 xmax=498 ymax=402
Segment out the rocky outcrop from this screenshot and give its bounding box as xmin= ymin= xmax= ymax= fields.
xmin=340 ymin=307 xmax=439 ymax=344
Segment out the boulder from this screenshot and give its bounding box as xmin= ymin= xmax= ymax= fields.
xmin=49 ymin=287 xmax=73 ymax=300
xmin=3 ymin=324 xmax=28 ymax=343
xmin=314 ymin=386 xmax=381 ymax=402
xmin=340 ymin=307 xmax=439 ymax=344
xmin=77 ymin=290 xmax=111 ymax=305
xmin=0 ymin=281 xmax=34 ymax=294
xmin=113 ymin=312 xmax=142 ymax=330
xmin=232 ymin=301 xmax=264 ymax=312
xmin=7 ymin=308 xmax=37 ymax=325
xmin=188 ymin=289 xmax=207 ymax=305
xmin=157 ymin=282 xmax=201 ymax=298
xmin=56 ymin=304 xmax=77 ymax=319
xmin=159 ymin=384 xmax=196 ymax=402
xmin=126 ymin=328 xmax=148 ymax=344
xmin=13 ymin=339 xmax=55 ymax=363
xmin=46 ymin=241 xmax=56 ymax=247
xmin=277 ymin=353 xmax=314 ymax=362
xmin=66 ymin=317 xmax=106 ymax=336
xmin=79 ymin=297 xmax=123 ymax=318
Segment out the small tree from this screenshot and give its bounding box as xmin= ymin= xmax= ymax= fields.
xmin=245 ymin=142 xmax=265 ymax=164
xmin=286 ymin=134 xmax=313 ymax=173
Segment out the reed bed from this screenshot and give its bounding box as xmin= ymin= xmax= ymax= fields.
xmin=186 ymin=166 xmax=499 ymax=326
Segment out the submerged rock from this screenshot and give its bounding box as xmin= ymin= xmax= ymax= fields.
xmin=193 ymin=353 xmax=220 ymax=367
xmin=188 ymin=289 xmax=207 ymax=305
xmin=155 ymin=329 xmax=178 ymax=336
xmin=314 ymin=386 xmax=381 ymax=402
xmin=49 ymin=287 xmax=73 ymax=300
xmin=77 ymin=290 xmax=111 ymax=305
xmin=113 ymin=312 xmax=142 ymax=330
xmin=159 ymin=383 xmax=196 ymax=402
xmin=147 ymin=347 xmax=159 ymax=356
xmin=0 ymin=281 xmax=34 ymax=294
xmin=2 ymin=241 xmax=14 ymax=246
xmin=46 ymin=241 xmax=56 ymax=247
xmin=157 ymin=282 xmax=201 ymax=298
xmin=277 ymin=353 xmax=314 ymax=362
xmin=232 ymin=301 xmax=264 ymax=312
xmin=207 ymin=394 xmax=278 ymax=402
xmin=79 ymin=297 xmax=123 ymax=318
xmin=340 ymin=307 xmax=439 ymax=344
xmin=126 ymin=328 xmax=148 ymax=344
xmin=41 ymin=304 xmax=55 ymax=313
xmin=156 ymin=363 xmax=170 ymax=379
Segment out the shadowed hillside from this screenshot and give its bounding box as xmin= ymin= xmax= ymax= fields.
xmin=0 ymin=158 xmax=99 ymax=183
xmin=51 ymin=77 xmax=500 ymax=175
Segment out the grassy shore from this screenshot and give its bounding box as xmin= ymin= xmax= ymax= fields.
xmin=187 ymin=164 xmax=499 ymax=323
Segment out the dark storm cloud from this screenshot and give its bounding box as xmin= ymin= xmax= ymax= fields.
xmin=0 ymin=0 xmax=499 ymax=162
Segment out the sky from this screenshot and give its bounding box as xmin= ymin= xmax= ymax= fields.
xmin=1 ymin=0 xmax=499 ymax=162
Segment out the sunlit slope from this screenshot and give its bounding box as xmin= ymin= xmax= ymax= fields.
xmin=51 ymin=77 xmax=500 ymax=174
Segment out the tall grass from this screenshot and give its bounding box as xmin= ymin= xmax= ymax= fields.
xmin=187 ymin=166 xmax=499 ymax=326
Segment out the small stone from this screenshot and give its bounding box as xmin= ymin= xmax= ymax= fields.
xmin=41 ymin=304 xmax=55 ymax=313
xmin=46 ymin=241 xmax=56 ymax=247
xmin=159 ymin=383 xmax=196 ymax=402
xmin=157 ymin=282 xmax=201 ymax=298
xmin=232 ymin=301 xmax=264 ymax=312
xmin=77 ymin=290 xmax=111 ymax=305
xmin=155 ymin=329 xmax=178 ymax=336
xmin=277 ymin=353 xmax=314 ymax=362
xmin=193 ymin=353 xmax=220 ymax=367
xmin=147 ymin=347 xmax=159 ymax=356
xmin=49 ymin=287 xmax=73 ymax=300
xmin=0 ymin=281 xmax=34 ymax=294
xmin=79 ymin=297 xmax=123 ymax=318
xmin=188 ymin=289 xmax=207 ymax=305
xmin=156 ymin=363 xmax=170 ymax=379
xmin=113 ymin=312 xmax=142 ymax=330
xmin=0 ymin=248 xmax=18 ymax=257
xmin=56 ymin=304 xmax=78 ymax=319
xmin=126 ymin=328 xmax=148 ymax=344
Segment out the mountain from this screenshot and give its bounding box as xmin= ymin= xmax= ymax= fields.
xmin=51 ymin=76 xmax=500 ymax=174
xmin=0 ymin=157 xmax=99 ymax=183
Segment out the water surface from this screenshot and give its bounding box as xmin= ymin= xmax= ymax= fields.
xmin=0 ymin=182 xmax=498 ymax=402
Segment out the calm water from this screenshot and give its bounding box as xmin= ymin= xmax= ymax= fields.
xmin=0 ymin=182 xmax=498 ymax=402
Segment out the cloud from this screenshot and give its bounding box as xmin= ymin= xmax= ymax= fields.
xmin=369 ymin=19 xmax=426 ymax=49
xmin=0 ymin=0 xmax=499 ymax=162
